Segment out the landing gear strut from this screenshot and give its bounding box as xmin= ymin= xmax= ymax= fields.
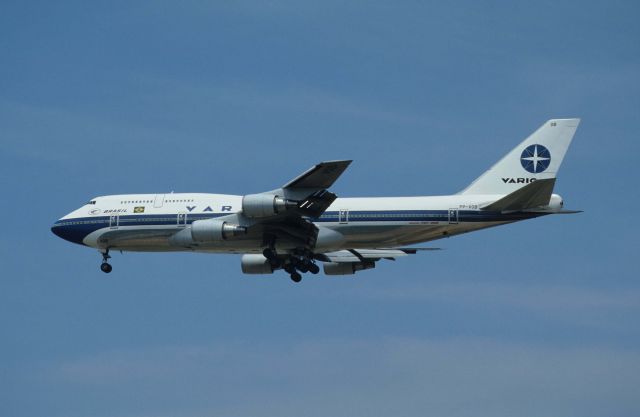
xmin=263 ymin=247 xmax=282 ymax=269
xmin=100 ymin=250 xmax=112 ymax=273
xmin=263 ymin=247 xmax=277 ymax=260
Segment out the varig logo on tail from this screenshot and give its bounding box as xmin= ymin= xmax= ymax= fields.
xmin=520 ymin=144 xmax=551 ymax=173
xmin=500 ymin=144 xmax=552 ymax=184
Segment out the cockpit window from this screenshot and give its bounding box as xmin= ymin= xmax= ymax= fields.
xmin=87 ymin=200 xmax=97 ymax=205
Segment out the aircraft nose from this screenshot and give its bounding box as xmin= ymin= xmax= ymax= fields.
xmin=51 ymin=219 xmax=86 ymax=245
xmin=51 ymin=220 xmax=65 ymax=239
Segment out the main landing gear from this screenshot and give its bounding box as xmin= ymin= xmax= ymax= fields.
xmin=263 ymin=247 xmax=320 ymax=283
xmin=290 ymin=271 xmax=302 ymax=283
xmin=100 ymin=250 xmax=112 ymax=273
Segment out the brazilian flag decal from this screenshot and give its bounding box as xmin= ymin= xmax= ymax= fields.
xmin=134 ymin=206 xmax=145 ymax=213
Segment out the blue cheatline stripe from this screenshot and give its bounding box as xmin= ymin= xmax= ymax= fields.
xmin=51 ymin=210 xmax=546 ymax=245
xmin=51 ymin=213 xmax=229 ymax=245
xmin=52 ymin=210 xmax=544 ymax=231
xmin=316 ymin=210 xmax=543 ymax=222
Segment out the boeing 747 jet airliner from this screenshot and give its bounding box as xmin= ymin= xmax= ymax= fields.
xmin=52 ymin=119 xmax=580 ymax=282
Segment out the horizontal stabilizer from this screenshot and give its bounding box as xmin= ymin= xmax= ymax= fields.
xmin=524 ymin=209 xmax=583 ymax=214
xmin=483 ymin=178 xmax=556 ymax=212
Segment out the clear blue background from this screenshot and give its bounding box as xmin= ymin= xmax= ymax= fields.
xmin=1 ymin=1 xmax=639 ymax=416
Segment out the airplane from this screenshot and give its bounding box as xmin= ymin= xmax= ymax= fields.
xmin=52 ymin=118 xmax=581 ymax=283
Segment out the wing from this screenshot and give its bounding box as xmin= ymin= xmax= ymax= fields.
xmin=227 ymin=160 xmax=353 ymax=251
xmin=283 ymin=160 xmax=352 ymax=189
xmin=316 ymin=247 xmax=441 ymax=275
xmin=318 ymin=247 xmax=441 ymax=263
xmin=281 ymin=160 xmax=352 ymax=218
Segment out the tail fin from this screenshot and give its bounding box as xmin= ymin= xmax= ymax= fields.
xmin=460 ymin=119 xmax=580 ymax=195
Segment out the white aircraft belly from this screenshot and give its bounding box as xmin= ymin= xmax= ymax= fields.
xmin=329 ymin=221 xmax=507 ymax=247
xmin=83 ymin=219 xmax=508 ymax=253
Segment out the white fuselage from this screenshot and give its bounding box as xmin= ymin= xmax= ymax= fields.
xmin=52 ymin=192 xmax=543 ymax=253
xmin=50 ymin=119 xmax=579 ymax=279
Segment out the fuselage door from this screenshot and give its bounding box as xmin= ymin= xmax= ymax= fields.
xmin=448 ymin=209 xmax=458 ymax=224
xmin=109 ymin=214 xmax=119 ymax=229
xmin=339 ymin=209 xmax=349 ymax=224
xmin=153 ymin=194 xmax=165 ymax=208
xmin=177 ymin=212 xmax=187 ymax=227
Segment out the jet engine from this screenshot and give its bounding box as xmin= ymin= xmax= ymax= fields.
xmin=170 ymin=219 xmax=247 ymax=247
xmin=241 ymin=254 xmax=275 ymax=274
xmin=242 ymin=193 xmax=297 ymax=218
xmin=191 ymin=219 xmax=247 ymax=242
xmin=323 ymin=261 xmax=375 ymax=276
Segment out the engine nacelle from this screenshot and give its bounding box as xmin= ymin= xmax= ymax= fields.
xmin=242 ymin=193 xmax=297 ymax=218
xmin=191 ymin=219 xmax=247 ymax=242
xmin=241 ymin=254 xmax=275 ymax=274
xmin=323 ymin=261 xmax=375 ymax=276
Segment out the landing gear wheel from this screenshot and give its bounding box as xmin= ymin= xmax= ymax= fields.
xmin=309 ymin=263 xmax=320 ymax=274
xmin=290 ymin=272 xmax=302 ymax=283
xmin=263 ymin=247 xmax=277 ymax=260
xmin=269 ymin=258 xmax=281 ymax=269
xmin=99 ymin=249 xmax=112 ymax=273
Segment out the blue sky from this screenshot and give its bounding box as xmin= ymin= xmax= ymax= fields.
xmin=1 ymin=1 xmax=639 ymax=416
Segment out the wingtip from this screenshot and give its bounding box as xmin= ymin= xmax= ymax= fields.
xmin=395 ymin=247 xmax=443 ymax=254
xmin=547 ymin=118 xmax=581 ymax=126
xmin=283 ymin=159 xmax=353 ymax=189
xmin=318 ymin=159 xmax=353 ymax=165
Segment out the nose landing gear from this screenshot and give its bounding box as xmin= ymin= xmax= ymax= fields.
xmin=100 ymin=250 xmax=112 ymax=273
